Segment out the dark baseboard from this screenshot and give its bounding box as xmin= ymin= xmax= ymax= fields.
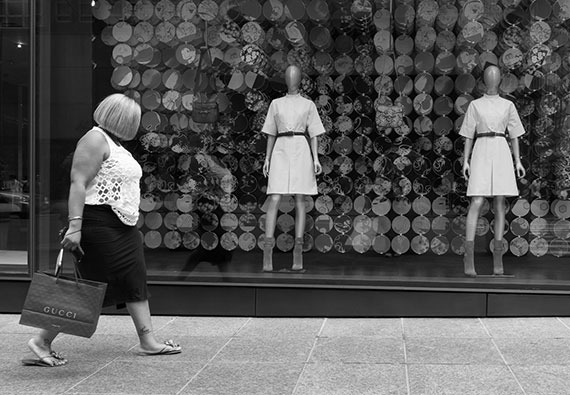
xmin=1 ymin=279 xmax=570 ymax=317
xmin=487 ymin=293 xmax=570 ymax=316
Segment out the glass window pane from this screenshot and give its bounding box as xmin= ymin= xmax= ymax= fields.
xmin=30 ymin=0 xmax=570 ymax=293
xmin=0 ymin=0 xmax=30 ymax=276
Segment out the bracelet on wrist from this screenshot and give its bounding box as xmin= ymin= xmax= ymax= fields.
xmin=68 ymin=216 xmax=83 ymax=222
xmin=66 ymin=229 xmax=81 ymax=236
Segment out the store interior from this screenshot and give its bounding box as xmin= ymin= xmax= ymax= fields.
xmin=84 ymin=0 xmax=570 ymax=288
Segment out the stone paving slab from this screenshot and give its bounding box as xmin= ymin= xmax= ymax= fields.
xmin=294 ymin=363 xmax=407 ymax=395
xmin=309 ymin=337 xmax=404 ymax=364
xmin=405 ymin=338 xmax=504 ymax=365
xmin=407 ymin=364 xmax=524 ymax=395
xmin=481 ymin=317 xmax=570 ymax=338
xmin=320 ymin=318 xmax=402 ymax=338
xmin=179 ymin=362 xmax=303 ymax=395
xmin=403 ymin=318 xmax=489 ymax=339
xmin=1 ymin=315 xmax=570 ymax=394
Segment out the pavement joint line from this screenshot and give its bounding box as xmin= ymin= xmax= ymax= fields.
xmin=174 ymin=316 xmax=252 ymax=394
xmin=63 ymin=359 xmax=116 ymax=394
xmin=478 ymin=317 xmax=493 ymax=338
xmin=291 ymin=318 xmax=326 ymax=395
xmin=232 ymin=316 xmax=252 ymax=337
xmin=316 ymin=317 xmax=326 ymax=337
xmin=174 ymin=328 xmax=241 ymax=395
xmin=556 ymin=317 xmax=570 ymax=331
xmin=480 ymin=319 xmax=529 ymax=395
xmin=401 ymin=318 xmax=411 ymax=395
xmin=157 ymin=316 xmax=178 ymax=331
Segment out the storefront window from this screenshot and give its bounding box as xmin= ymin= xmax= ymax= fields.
xmin=0 ymin=0 xmax=30 ymax=275
xmin=32 ymin=0 xmax=570 ymax=289
xmin=34 ymin=0 xmax=94 ymax=273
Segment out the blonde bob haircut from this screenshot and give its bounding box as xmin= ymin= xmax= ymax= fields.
xmin=93 ymin=93 xmax=141 ymax=141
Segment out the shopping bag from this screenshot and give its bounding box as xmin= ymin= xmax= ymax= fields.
xmin=19 ymin=249 xmax=107 ymax=338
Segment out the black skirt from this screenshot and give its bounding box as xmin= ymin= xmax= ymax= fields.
xmin=78 ymin=205 xmax=149 ymax=308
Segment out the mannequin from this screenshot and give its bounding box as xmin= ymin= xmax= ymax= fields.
xmin=460 ymin=65 xmax=526 ymax=277
xmin=260 ymin=65 xmax=326 ymax=272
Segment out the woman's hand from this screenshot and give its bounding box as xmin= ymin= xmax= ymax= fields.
xmin=314 ymin=159 xmax=322 ymax=175
xmin=515 ymin=161 xmax=526 ymax=178
xmin=462 ymin=162 xmax=470 ymax=180
xmin=263 ymin=158 xmax=270 ymax=177
xmin=60 ymin=230 xmax=84 ymax=259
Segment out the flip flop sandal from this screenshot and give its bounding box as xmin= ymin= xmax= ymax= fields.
xmin=138 ymin=340 xmax=182 ymax=356
xmin=22 ymin=351 xmax=67 ymax=367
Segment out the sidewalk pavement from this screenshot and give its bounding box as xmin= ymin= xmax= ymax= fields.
xmin=1 ymin=314 xmax=570 ymax=394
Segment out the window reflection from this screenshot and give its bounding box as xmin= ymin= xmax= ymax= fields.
xmin=0 ymin=0 xmax=30 ymax=274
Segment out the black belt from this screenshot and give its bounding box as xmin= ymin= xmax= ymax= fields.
xmin=276 ymin=131 xmax=307 ymax=137
xmin=274 ymin=131 xmax=314 ymax=160
xmin=476 ymin=132 xmax=506 ymax=138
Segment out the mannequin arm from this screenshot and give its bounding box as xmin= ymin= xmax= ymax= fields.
xmin=263 ymin=135 xmax=276 ymax=177
xmin=462 ymin=137 xmax=474 ymax=179
xmin=510 ymin=137 xmax=526 ymax=178
xmin=310 ymin=136 xmax=322 ymax=175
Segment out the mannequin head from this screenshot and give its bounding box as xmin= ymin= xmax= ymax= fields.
xmin=285 ymin=65 xmax=302 ymax=93
xmin=483 ymin=65 xmax=501 ymax=94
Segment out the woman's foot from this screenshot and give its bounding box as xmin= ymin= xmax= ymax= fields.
xmin=138 ymin=339 xmax=182 ymax=355
xmin=26 ymin=338 xmax=67 ymax=367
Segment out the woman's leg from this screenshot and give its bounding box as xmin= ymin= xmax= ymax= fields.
xmin=492 ymin=196 xmax=506 ymax=275
xmin=292 ymin=194 xmax=306 ymax=270
xmin=464 ymin=196 xmax=485 ymax=276
xmin=263 ymin=194 xmax=281 ymax=271
xmin=127 ymin=299 xmax=180 ymax=353
xmin=28 ymin=329 xmax=66 ymax=366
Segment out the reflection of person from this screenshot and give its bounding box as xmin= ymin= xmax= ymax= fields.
xmin=460 ymin=66 xmax=526 ymax=277
xmin=182 ymin=153 xmax=233 ymax=276
xmin=261 ymin=65 xmax=326 ymax=272
xmin=25 ymin=94 xmax=181 ymax=368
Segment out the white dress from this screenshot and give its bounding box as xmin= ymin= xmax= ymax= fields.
xmin=261 ymin=93 xmax=326 ymax=195
xmin=459 ymin=94 xmax=525 ymax=197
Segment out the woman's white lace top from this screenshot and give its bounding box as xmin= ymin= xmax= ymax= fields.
xmin=85 ymin=127 xmax=142 ymax=226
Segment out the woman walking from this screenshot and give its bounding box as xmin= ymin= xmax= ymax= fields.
xmin=25 ymin=94 xmax=181 ymax=367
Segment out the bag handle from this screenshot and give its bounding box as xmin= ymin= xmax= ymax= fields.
xmin=54 ymin=248 xmax=82 ymax=285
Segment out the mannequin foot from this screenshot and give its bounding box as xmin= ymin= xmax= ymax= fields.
xmin=493 ymin=242 xmax=505 ymax=275
xmin=262 ymin=237 xmax=275 ymax=272
xmin=464 ymin=240 xmax=477 ymax=277
xmin=292 ymin=237 xmax=303 ymax=271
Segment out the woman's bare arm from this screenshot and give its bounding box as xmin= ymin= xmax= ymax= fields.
xmin=68 ymin=131 xmax=108 ymax=219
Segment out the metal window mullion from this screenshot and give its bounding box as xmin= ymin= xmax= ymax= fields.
xmin=28 ymin=0 xmax=36 ymax=277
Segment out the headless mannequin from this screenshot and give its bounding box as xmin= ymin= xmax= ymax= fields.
xmin=462 ymin=66 xmax=526 ymax=277
xmin=262 ymin=65 xmax=322 ymax=272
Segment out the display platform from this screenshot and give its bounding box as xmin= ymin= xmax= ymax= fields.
xmin=3 ymin=249 xmax=570 ymax=317
xmin=145 ymin=248 xmax=570 ymax=292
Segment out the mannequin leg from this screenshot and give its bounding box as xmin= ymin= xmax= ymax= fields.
xmin=492 ymin=196 xmax=506 ymax=275
xmin=263 ymin=194 xmax=281 ymax=271
xmin=464 ymin=196 xmax=485 ymax=277
xmin=292 ymin=194 xmax=306 ymax=270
